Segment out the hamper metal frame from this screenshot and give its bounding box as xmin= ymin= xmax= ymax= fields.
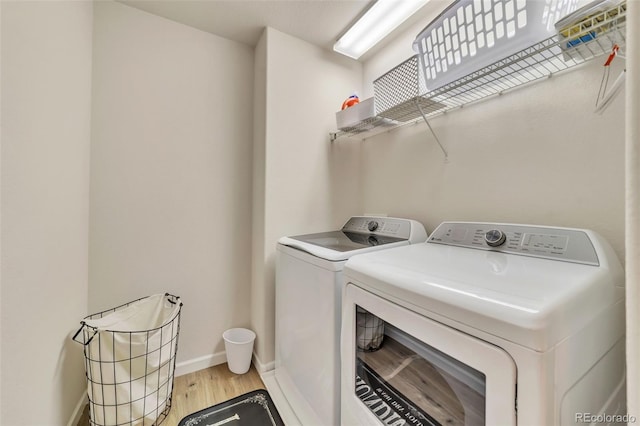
xmin=73 ymin=293 xmax=182 ymax=426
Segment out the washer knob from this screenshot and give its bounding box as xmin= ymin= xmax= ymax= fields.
xmin=485 ymin=229 xmax=506 ymax=247
xmin=368 ymin=221 xmax=379 ymax=232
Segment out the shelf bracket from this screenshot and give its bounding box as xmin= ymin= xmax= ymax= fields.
xmin=414 ymin=98 xmax=448 ymax=161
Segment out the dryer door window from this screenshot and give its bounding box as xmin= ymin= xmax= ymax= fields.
xmin=341 ymin=284 xmax=517 ymax=426
xmin=355 ymin=311 xmax=485 ymax=426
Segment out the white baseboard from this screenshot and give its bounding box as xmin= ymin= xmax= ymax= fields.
xmin=174 ymin=351 xmax=227 ymax=377
xmin=67 ymin=391 xmax=88 ymax=426
xmin=251 ymin=351 xmax=275 ymax=374
xmin=261 ymin=371 xmax=302 ymax=426
xmin=175 ymin=351 xmax=274 ymax=377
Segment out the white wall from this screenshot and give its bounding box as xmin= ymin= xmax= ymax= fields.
xmin=90 ymin=1 xmax=254 ymax=371
xmin=360 ymin=4 xmax=625 ymax=261
xmin=1 ymin=1 xmax=93 ymax=424
xmin=1 ymin=1 xmax=4 ymax=414
xmin=251 ymin=27 xmax=363 ymax=367
xmin=251 ymin=30 xmax=269 ymax=368
xmin=626 ymin=1 xmax=639 ymax=418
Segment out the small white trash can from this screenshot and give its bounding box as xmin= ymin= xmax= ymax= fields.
xmin=223 ymin=328 xmax=256 ymax=374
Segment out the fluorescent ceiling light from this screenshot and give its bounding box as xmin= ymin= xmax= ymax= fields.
xmin=333 ymin=0 xmax=431 ymax=60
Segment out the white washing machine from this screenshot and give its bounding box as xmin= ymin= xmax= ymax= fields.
xmin=265 ymin=216 xmax=427 ymax=426
xmin=341 ymin=221 xmax=626 ymax=426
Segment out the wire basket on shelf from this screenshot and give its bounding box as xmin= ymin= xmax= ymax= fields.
xmin=555 ymin=0 xmax=626 ymax=61
xmin=73 ymin=293 xmax=182 ymax=426
xmin=373 ymin=55 xmax=447 ymax=123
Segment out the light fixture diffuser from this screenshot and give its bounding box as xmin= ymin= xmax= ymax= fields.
xmin=333 ymin=0 xmax=431 ymax=60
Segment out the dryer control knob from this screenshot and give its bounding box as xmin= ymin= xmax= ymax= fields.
xmin=485 ymin=229 xmax=506 ymax=247
xmin=368 ymin=221 xmax=379 ymax=232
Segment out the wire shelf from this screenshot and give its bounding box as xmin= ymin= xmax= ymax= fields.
xmin=330 ymin=2 xmax=626 ymax=142
xmin=335 ymin=116 xmax=398 ymax=137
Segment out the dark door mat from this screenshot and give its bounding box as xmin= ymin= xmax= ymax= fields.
xmin=178 ymin=389 xmax=285 ymax=426
xmin=357 ymin=359 xmax=440 ymax=426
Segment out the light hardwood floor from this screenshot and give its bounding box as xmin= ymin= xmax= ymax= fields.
xmin=359 ymin=336 xmax=483 ymax=426
xmin=77 ymin=363 xmax=265 ymax=425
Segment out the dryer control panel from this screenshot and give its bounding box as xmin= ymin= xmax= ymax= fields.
xmin=428 ymin=222 xmax=600 ymax=266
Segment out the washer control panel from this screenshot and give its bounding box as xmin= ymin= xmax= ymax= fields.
xmin=343 ymin=216 xmax=412 ymax=239
xmin=428 ymin=222 xmax=599 ymax=265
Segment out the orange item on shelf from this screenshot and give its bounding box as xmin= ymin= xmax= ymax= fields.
xmin=341 ymin=95 xmax=360 ymax=110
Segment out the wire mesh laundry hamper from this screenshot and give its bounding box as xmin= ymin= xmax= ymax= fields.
xmin=73 ymin=293 xmax=182 ymax=426
xmin=356 ymin=306 xmax=384 ymax=352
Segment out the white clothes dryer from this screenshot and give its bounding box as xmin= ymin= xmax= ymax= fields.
xmin=341 ymin=221 xmax=626 ymax=426
xmin=264 ymin=216 xmax=427 ymax=426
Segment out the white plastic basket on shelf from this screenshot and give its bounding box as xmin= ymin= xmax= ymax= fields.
xmin=413 ymin=0 xmax=581 ymax=91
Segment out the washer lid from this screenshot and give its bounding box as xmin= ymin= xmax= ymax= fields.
xmin=278 ymin=233 xmax=408 ymax=262
xmin=278 ymin=216 xmax=427 ymax=261
xmin=289 ymin=230 xmax=406 ymax=252
xmin=344 ymin=223 xmax=624 ymax=351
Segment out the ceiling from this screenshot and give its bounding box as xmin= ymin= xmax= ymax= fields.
xmin=118 ymin=0 xmax=445 ymax=60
